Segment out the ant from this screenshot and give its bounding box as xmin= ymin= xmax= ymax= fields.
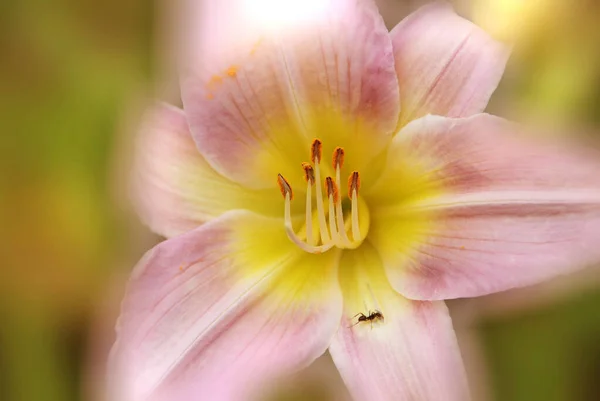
xmin=349 ymin=310 xmax=384 ymax=329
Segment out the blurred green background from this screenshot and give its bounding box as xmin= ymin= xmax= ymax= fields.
xmin=1 ymin=1 xmax=599 ymax=400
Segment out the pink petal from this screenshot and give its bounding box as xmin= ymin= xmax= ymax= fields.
xmin=110 ymin=211 xmax=342 ymax=401
xmin=329 ymin=245 xmax=469 ymax=401
xmin=369 ymin=114 xmax=600 ymax=300
xmin=132 ymin=102 xmax=283 ymax=238
xmin=391 ymin=2 xmax=510 ymax=126
xmin=180 ymin=0 xmax=399 ymax=189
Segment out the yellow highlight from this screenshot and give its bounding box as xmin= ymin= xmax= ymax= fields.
xmin=230 ymin=212 xmax=339 ymax=302
xmin=251 ymin=107 xmax=388 ymax=196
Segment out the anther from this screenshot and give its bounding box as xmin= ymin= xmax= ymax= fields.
xmin=332 ymin=147 xmax=345 ymax=170
xmin=348 ymin=171 xmax=361 ymax=199
xmin=302 ymin=162 xmax=315 ymax=184
xmin=277 ymin=174 xmax=293 ymax=200
xmin=311 ymin=139 xmax=323 ymax=163
xmin=325 ymin=177 xmax=339 ymax=204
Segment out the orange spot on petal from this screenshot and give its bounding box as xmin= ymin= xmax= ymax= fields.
xmin=226 ymin=65 xmax=238 ymax=77
xmin=208 ymin=74 xmax=223 ymax=87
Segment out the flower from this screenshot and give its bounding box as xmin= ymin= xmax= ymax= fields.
xmin=111 ymin=1 xmax=600 ymax=400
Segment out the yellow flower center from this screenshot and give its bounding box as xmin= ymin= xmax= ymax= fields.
xmin=277 ymin=139 xmax=370 ymax=254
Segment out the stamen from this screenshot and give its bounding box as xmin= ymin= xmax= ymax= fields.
xmin=311 ymin=140 xmax=331 ymax=244
xmin=279 ymin=173 xmax=334 ymax=254
xmin=349 ymin=171 xmax=361 ymax=242
xmin=277 ymin=174 xmax=293 ymax=200
xmin=325 ymin=176 xmax=339 ymax=204
xmin=332 ymin=147 xmax=345 ymax=170
xmin=310 ymin=139 xmax=322 ymax=164
xmin=277 ymin=142 xmax=367 ymax=253
xmin=348 ymin=171 xmax=361 ymax=199
xmin=302 ymin=162 xmax=315 ymax=184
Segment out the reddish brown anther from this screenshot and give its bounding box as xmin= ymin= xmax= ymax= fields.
xmin=333 ymin=147 xmax=345 ymax=170
xmin=302 ymin=162 xmax=315 ymax=184
xmin=311 ymin=139 xmax=323 ymax=163
xmin=277 ymin=174 xmax=293 ymax=200
xmin=348 ymin=171 xmax=361 ymax=199
xmin=325 ymin=177 xmax=339 ymax=203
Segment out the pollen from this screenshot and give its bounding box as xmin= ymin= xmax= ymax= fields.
xmin=277 ymin=173 xmax=293 ymax=200
xmin=332 ymin=147 xmax=345 ymax=169
xmin=302 ymin=162 xmax=315 ymax=184
xmin=311 ymin=139 xmax=322 ymax=163
xmin=325 ymin=177 xmax=339 ymax=204
xmin=226 ymin=65 xmax=238 ymax=77
xmin=208 ymin=75 xmax=223 ymax=88
xmin=348 ymin=171 xmax=361 ymax=198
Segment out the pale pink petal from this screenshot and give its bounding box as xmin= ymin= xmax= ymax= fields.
xmin=391 ymin=2 xmax=510 ymax=126
xmin=329 ymin=245 xmax=469 ymax=401
xmin=180 ymin=0 xmax=399 ymax=189
xmin=110 ymin=211 xmax=342 ymax=401
xmin=132 ymin=102 xmax=282 ymax=238
xmin=368 ymin=114 xmax=600 ymax=300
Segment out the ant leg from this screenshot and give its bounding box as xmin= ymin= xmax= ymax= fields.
xmin=348 ymin=313 xmax=366 ymax=328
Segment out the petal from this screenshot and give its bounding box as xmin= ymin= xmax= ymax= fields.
xmin=110 ymin=211 xmax=342 ymax=401
xmin=132 ymin=102 xmax=283 ymax=237
xmin=368 ymin=114 xmax=600 ymax=300
xmin=329 ymin=244 xmax=469 ymax=401
xmin=391 ymin=2 xmax=510 ymax=126
xmin=180 ymin=0 xmax=399 ymax=189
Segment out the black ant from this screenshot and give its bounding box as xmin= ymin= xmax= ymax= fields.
xmin=349 ymin=310 xmax=384 ymax=329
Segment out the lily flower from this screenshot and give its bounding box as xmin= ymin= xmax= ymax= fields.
xmin=111 ymin=1 xmax=600 ymax=400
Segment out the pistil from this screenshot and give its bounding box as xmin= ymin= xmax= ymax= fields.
xmin=333 ymin=147 xmax=352 ymax=247
xmin=311 ymin=139 xmax=331 ymax=244
xmin=325 ymin=177 xmax=342 ymax=246
xmin=349 ymin=171 xmax=361 ymax=242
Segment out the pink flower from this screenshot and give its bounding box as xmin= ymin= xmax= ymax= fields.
xmin=110 ymin=1 xmax=600 ymax=400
